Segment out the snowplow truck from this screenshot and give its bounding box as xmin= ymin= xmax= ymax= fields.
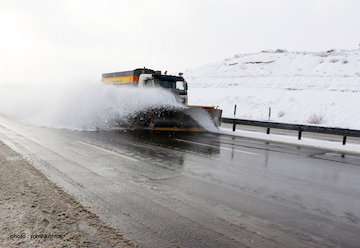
xmin=102 ymin=68 xmax=222 ymax=131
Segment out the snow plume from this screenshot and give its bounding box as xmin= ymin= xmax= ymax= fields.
xmin=186 ymin=108 xmax=218 ymax=132
xmin=0 ymin=82 xmax=183 ymax=130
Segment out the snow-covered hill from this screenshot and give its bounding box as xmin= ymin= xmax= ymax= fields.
xmin=186 ymin=49 xmax=360 ymax=129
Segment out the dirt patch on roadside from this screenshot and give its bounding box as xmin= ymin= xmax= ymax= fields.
xmin=0 ymin=141 xmax=137 ymax=248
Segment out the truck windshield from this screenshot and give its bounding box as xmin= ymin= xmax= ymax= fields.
xmin=158 ymin=80 xmax=175 ymax=89
xmin=157 ymin=80 xmax=186 ymax=91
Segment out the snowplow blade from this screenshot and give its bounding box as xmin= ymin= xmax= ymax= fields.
xmin=123 ymin=106 xmax=222 ymax=132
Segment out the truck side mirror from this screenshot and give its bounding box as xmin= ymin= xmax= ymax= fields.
xmin=185 ymin=83 xmax=188 ymax=91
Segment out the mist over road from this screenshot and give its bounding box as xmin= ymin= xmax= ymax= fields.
xmin=1 ymin=115 xmax=360 ymax=248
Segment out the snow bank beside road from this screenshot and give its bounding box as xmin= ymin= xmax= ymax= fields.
xmin=189 ymin=87 xmax=360 ymax=129
xmin=186 ymin=49 xmax=360 ymax=129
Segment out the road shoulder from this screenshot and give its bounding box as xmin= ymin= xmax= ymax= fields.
xmin=220 ymin=127 xmax=360 ymax=156
xmin=0 ymin=141 xmax=136 ymax=248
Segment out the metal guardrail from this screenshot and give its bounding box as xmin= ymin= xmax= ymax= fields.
xmin=221 ymin=117 xmax=360 ymax=146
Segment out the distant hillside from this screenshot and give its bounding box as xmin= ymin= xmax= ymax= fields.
xmin=186 ymin=49 xmax=360 ymax=129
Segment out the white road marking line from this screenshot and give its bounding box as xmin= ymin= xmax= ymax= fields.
xmin=175 ymin=139 xmax=258 ymax=155
xmin=78 ymin=141 xmax=138 ymax=162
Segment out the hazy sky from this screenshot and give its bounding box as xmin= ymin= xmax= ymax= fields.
xmin=1 ymin=0 xmax=359 ymax=84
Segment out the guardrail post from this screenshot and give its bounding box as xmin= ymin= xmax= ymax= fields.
xmin=298 ymin=129 xmax=302 ymax=140
xmin=232 ymin=104 xmax=237 ymax=132
xmin=342 ymin=136 xmax=347 ymax=146
xmin=266 ymin=107 xmax=271 ymax=134
xmin=341 ymin=135 xmax=347 ymax=157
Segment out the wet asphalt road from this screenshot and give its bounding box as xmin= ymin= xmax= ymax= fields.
xmin=1 ymin=116 xmax=360 ymax=248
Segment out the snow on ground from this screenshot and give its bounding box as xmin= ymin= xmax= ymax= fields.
xmin=186 ymin=49 xmax=360 ymax=129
